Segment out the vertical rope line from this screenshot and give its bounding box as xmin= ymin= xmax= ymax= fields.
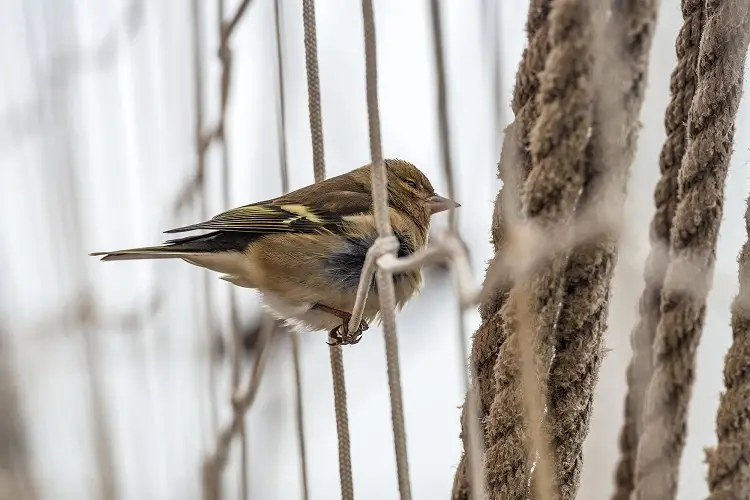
xmin=291 ymin=334 xmax=310 ymax=500
xmin=476 ymin=0 xmax=553 ymax=318
xmin=203 ymin=316 xmax=276 ymax=500
xmin=427 ymin=1 xmax=485 ymax=499
xmin=274 ymin=2 xmax=309 ymax=497
xmin=484 ymin=0 xmax=596 ymax=497
xmin=302 ymin=0 xmax=325 ymax=183
xmin=301 ymin=2 xmax=354 ymax=499
xmin=328 ymin=345 xmax=353 ymax=499
xmin=542 ymin=1 xmax=657 ymax=498
xmin=197 ymin=1 xmax=268 ymax=497
xmin=216 ymin=0 xmax=248 ymax=497
xmin=479 ymin=0 xmax=505 ymax=178
xmin=633 ymin=1 xmax=750 ymax=498
xmin=428 ymin=0 xmax=457 ymax=233
xmin=274 ymin=0 xmax=290 ymax=195
xmin=190 ymin=0 xmax=220 ymax=445
xmin=612 ymin=2 xmax=700 ymax=498
xmin=452 ymin=2 xmax=552 ymax=498
xmin=707 ymin=193 xmax=750 ymax=498
xmin=361 ymin=1 xmax=411 ymax=499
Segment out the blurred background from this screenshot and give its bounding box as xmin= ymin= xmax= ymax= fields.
xmin=1 ymin=0 xmax=749 ymax=499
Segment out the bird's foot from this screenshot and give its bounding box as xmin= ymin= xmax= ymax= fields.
xmin=313 ymin=303 xmax=369 ymax=346
xmin=327 ymin=320 xmax=369 ymax=346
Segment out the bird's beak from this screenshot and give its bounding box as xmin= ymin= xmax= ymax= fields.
xmin=428 ymin=193 xmax=461 ymax=214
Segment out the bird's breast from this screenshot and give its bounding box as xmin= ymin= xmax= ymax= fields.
xmin=323 ymin=230 xmax=422 ymax=299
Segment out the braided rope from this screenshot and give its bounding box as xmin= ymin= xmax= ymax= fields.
xmin=301 ymin=1 xmax=354 ymax=499
xmin=541 ymin=0 xmax=657 ymax=498
xmin=612 ymin=2 xmax=701 ymax=498
xmin=303 ymin=0 xmax=326 ymax=184
xmin=633 ymin=1 xmax=750 ymax=498
xmin=707 ymin=195 xmax=750 ymax=498
xmin=361 ymin=1 xmax=412 ymax=498
xmin=452 ymin=2 xmax=552 ymax=497
xmin=485 ymin=0 xmax=596 ymax=498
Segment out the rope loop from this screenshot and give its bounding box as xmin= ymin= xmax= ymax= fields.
xmin=342 ymin=235 xmax=400 ymax=336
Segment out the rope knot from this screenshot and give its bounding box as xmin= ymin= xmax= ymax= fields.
xmin=326 ymin=235 xmax=401 ymax=345
xmin=371 ymin=234 xmax=400 ymax=258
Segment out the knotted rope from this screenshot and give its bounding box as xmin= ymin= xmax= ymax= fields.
xmin=361 ymin=1 xmax=412 ymax=497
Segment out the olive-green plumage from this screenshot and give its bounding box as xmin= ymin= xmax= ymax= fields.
xmin=90 ymin=159 xmax=459 ymax=338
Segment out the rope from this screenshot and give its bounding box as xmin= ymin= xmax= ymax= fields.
xmin=707 ymin=194 xmax=750 ymax=498
xmin=301 ymin=1 xmax=354 ymax=499
xmin=195 ymin=0 xmax=273 ymax=497
xmin=274 ymin=0 xmax=290 ymax=196
xmin=540 ymin=1 xmax=657 ymax=499
xmin=190 ymin=0 xmax=221 ymax=465
xmin=428 ymin=1 xmax=484 ymax=498
xmin=291 ymin=333 xmax=311 ymax=500
xmin=485 ymin=0 xmax=596 ymax=497
xmin=303 ymin=0 xmax=326 ymax=184
xmin=274 ymin=1 xmax=309 ymax=497
xmin=428 ymin=0 xmax=458 ymax=233
xmin=612 ymin=1 xmax=701 ymax=498
xmin=203 ymin=316 xmax=275 ymax=500
xmin=361 ymin=1 xmax=412 ymax=498
xmin=216 ymin=0 xmax=249 ymax=496
xmin=633 ymin=1 xmax=750 ymax=498
xmin=452 ymin=1 xmax=551 ymax=497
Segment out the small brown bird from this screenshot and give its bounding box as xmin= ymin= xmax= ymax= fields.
xmin=90 ymin=159 xmax=459 ymax=344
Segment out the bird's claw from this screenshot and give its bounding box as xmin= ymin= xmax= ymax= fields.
xmin=327 ymin=320 xmax=369 ymax=346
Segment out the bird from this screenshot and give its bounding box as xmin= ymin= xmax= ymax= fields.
xmin=90 ymin=159 xmax=459 ymax=345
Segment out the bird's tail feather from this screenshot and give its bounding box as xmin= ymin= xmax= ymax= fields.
xmin=90 ymin=230 xmax=253 ymax=261
xmin=89 ymin=246 xmax=210 ymax=262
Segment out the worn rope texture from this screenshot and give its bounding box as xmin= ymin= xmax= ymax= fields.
xmin=707 ymin=201 xmax=750 ymax=498
xmin=452 ymin=2 xmax=552 ymax=498
xmin=301 ymin=1 xmax=354 ymax=499
xmin=540 ymin=0 xmax=658 ymax=499
xmin=633 ymin=1 xmax=750 ymax=498
xmin=485 ymin=0 xmax=553 ymax=313
xmin=361 ymin=1 xmax=412 ymax=498
xmin=484 ymin=0 xmax=596 ymax=498
xmin=612 ymin=3 xmax=702 ymax=498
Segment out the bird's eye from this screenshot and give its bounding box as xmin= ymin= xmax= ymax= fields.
xmin=405 ymin=180 xmax=418 ymax=190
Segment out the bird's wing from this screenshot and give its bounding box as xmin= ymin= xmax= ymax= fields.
xmin=164 ymin=191 xmax=373 ymax=234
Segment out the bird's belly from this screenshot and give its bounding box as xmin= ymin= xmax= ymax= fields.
xmin=259 ymin=291 xmax=354 ymax=332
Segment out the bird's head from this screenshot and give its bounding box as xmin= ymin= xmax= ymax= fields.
xmin=385 ymin=158 xmax=459 ymax=213
xmin=355 ymin=158 xmax=460 ymax=222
